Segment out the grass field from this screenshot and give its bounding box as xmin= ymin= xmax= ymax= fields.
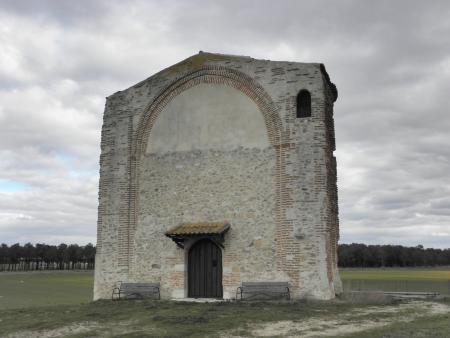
xmin=0 ymin=269 xmax=450 ymax=337
xmin=0 ymin=296 xmax=449 ymax=337
xmin=340 ymin=268 xmax=450 ymax=281
xmin=340 ymin=268 xmax=450 ymax=295
xmin=0 ymin=271 xmax=93 ymax=309
xmin=1 ymin=268 xmax=449 ymax=310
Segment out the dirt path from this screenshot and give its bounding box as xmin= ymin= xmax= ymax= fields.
xmin=223 ymin=301 xmax=450 ymax=338
xmin=4 ymin=320 xmax=141 ymax=338
xmin=6 ymin=301 xmax=449 ymax=338
xmin=5 ymin=322 xmax=100 ymax=338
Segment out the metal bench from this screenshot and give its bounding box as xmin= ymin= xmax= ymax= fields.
xmin=112 ymin=282 xmax=160 ymax=300
xmin=236 ymin=282 xmax=290 ymax=300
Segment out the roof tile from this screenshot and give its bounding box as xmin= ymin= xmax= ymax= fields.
xmin=165 ymin=222 xmax=230 ymax=236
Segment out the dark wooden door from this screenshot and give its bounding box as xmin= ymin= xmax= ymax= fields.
xmin=188 ymin=239 xmax=223 ymax=298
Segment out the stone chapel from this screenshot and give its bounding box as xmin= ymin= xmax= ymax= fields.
xmin=94 ymin=52 xmax=341 ymax=300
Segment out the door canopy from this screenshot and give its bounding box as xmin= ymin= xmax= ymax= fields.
xmin=165 ymin=222 xmax=230 ymax=248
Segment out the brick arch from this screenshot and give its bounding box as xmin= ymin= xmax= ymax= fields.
xmin=119 ymin=66 xmax=287 ymax=268
xmin=136 ymin=66 xmax=283 ymax=154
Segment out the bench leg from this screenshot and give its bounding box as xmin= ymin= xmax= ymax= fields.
xmin=236 ymin=287 xmax=243 ymax=300
xmin=112 ymin=288 xmax=120 ymax=301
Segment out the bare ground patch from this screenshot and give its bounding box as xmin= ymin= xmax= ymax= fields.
xmin=5 ymin=321 xmax=100 ymax=338
xmin=4 ymin=319 xmax=152 ymax=338
xmin=2 ymin=300 xmax=449 ymax=338
xmin=223 ymin=301 xmax=450 ymax=338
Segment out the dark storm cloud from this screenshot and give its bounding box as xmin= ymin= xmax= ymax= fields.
xmin=0 ymin=0 xmax=449 ymax=247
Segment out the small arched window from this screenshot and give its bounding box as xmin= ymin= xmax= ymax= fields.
xmin=296 ymin=90 xmax=311 ymax=118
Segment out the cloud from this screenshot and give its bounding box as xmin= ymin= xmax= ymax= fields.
xmin=0 ymin=0 xmax=449 ymax=248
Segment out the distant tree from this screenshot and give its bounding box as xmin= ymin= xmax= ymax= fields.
xmin=338 ymin=243 xmax=450 ymax=268
xmin=67 ymin=244 xmax=80 ymax=269
xmin=57 ymin=243 xmax=68 ymax=269
xmin=8 ymin=243 xmax=21 ymax=270
xmin=83 ymin=243 xmax=96 ymax=268
xmin=0 ymin=243 xmax=98 ymax=271
xmin=1 ymin=241 xmax=448 ymax=271
xmin=45 ymin=245 xmax=58 ymax=269
xmin=0 ymin=244 xmax=8 ymax=265
xmin=22 ymin=243 xmax=35 ymax=269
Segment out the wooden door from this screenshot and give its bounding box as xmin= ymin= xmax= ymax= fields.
xmin=188 ymin=239 xmax=223 ymax=298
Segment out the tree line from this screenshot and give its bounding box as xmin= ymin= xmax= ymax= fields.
xmin=0 ymin=243 xmax=95 ymax=271
xmin=338 ymin=243 xmax=450 ymax=268
xmin=1 ymin=242 xmax=449 ymax=271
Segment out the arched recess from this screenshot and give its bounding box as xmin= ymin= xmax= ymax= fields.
xmin=119 ymin=66 xmax=287 ymax=268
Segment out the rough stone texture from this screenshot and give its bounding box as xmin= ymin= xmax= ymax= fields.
xmin=94 ymin=52 xmax=342 ymax=300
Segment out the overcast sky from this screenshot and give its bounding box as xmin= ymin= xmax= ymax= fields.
xmin=1 ymin=0 xmax=449 ymax=248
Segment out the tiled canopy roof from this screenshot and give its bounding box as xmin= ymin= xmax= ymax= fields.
xmin=165 ymin=222 xmax=230 ymax=237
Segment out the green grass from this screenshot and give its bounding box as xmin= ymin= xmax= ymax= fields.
xmin=0 ymin=298 xmax=373 ymax=337
xmin=0 ymin=297 xmax=448 ymax=337
xmin=340 ymin=268 xmax=450 ymax=281
xmin=1 ymin=268 xmax=449 ymax=310
xmin=0 ymin=271 xmax=93 ymax=309
xmin=340 ymin=268 xmax=450 ymax=295
xmin=0 ymin=270 xmax=449 ymax=337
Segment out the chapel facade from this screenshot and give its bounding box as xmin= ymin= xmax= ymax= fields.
xmin=94 ymin=52 xmax=341 ymax=300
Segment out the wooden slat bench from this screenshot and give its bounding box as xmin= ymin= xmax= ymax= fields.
xmin=112 ymin=282 xmax=160 ymax=300
xmin=236 ymin=282 xmax=290 ymax=300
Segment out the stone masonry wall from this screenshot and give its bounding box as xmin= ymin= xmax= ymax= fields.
xmin=94 ymin=52 xmax=341 ymax=300
xmin=133 ymin=147 xmax=277 ymax=299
